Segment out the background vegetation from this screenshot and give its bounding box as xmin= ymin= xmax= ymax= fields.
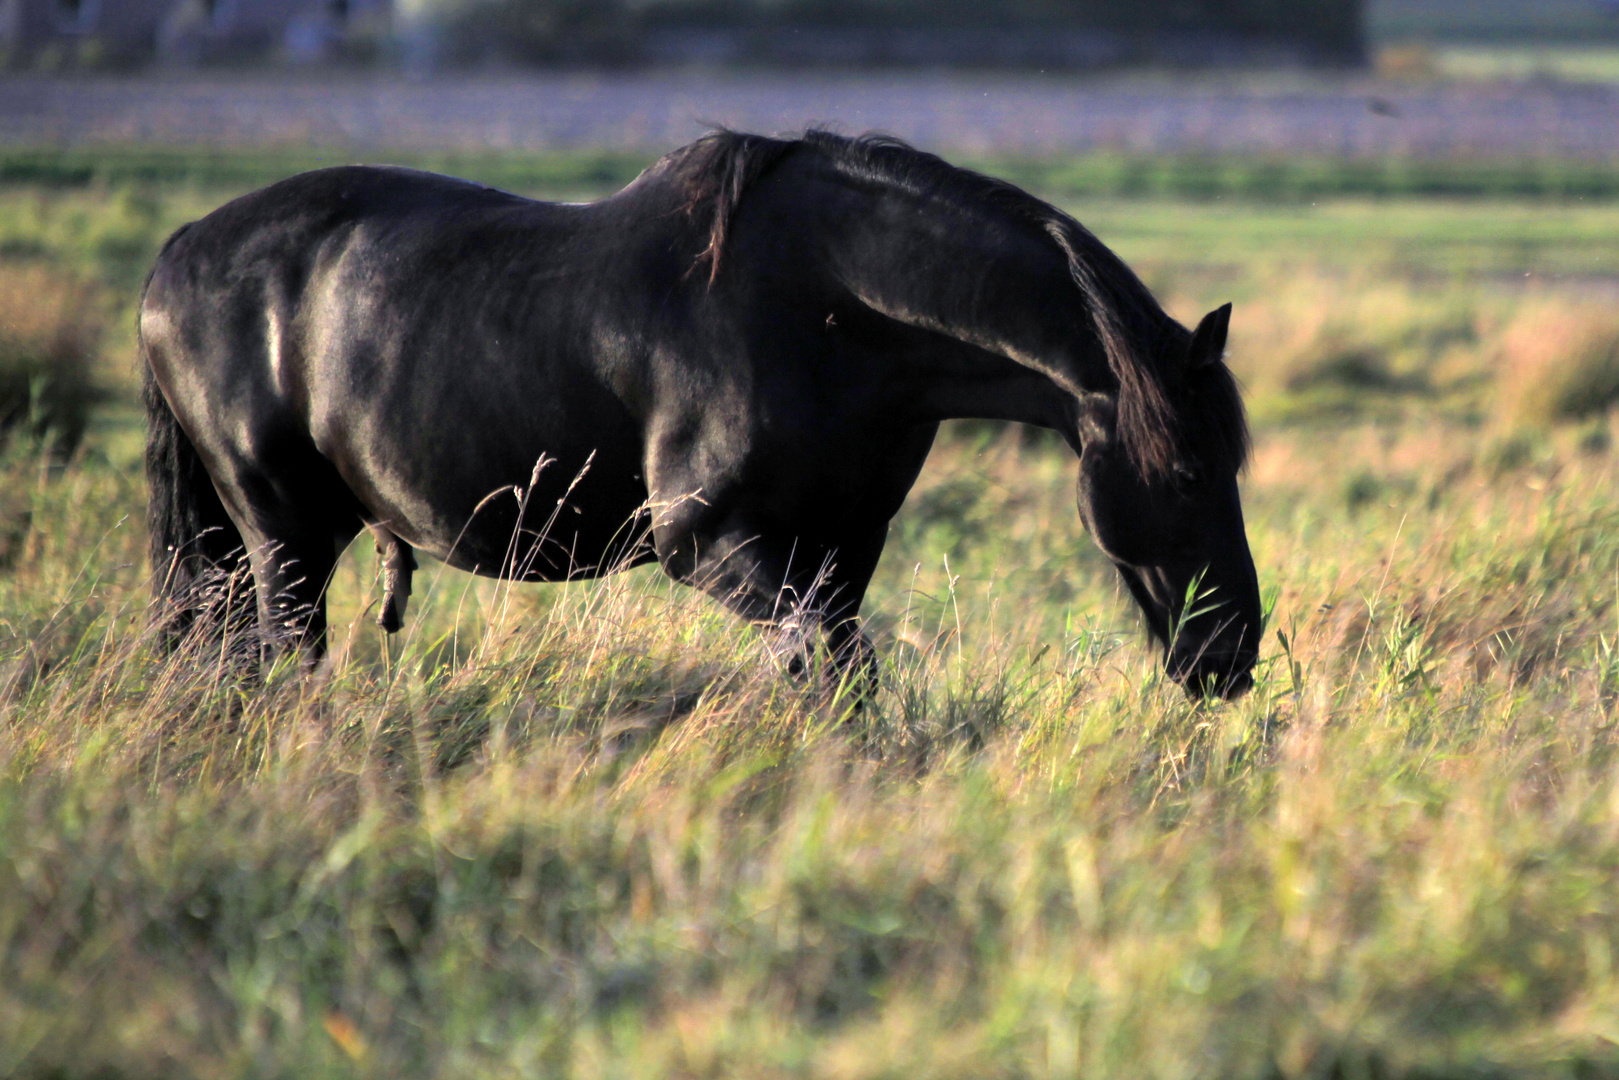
xmin=4 ymin=147 xmax=1619 ymax=1076
xmin=1370 ymin=0 xmax=1619 ymax=44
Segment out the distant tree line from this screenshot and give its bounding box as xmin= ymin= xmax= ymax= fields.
xmin=634 ymin=0 xmax=1356 ymax=33
xmin=0 ymin=0 xmax=1362 ymax=71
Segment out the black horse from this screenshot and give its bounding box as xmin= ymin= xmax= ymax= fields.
xmin=141 ymin=129 xmax=1261 ymax=696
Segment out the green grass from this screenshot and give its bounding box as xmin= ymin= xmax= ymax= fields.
xmin=8 ymin=145 xmax=1619 ymax=208
xmin=7 ymin=153 xmax=1619 ymax=1076
xmin=1078 ymin=197 xmax=1619 ymax=280
xmin=10 ymin=413 xmax=1619 ymax=1078
xmin=1429 ymin=45 xmax=1619 ymax=84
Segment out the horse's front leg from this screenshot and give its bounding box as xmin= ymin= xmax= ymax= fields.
xmin=656 ymin=508 xmax=888 ymax=701
xmin=823 ymin=619 xmax=879 ymax=698
xmin=759 ymin=597 xmax=878 ymax=703
xmin=810 ymin=525 xmax=888 ymax=701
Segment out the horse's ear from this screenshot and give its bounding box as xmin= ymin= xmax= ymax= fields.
xmin=1187 ymin=303 xmax=1232 ymax=370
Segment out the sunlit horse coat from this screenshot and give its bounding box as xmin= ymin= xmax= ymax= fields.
xmin=140 ymin=129 xmax=1261 ymax=695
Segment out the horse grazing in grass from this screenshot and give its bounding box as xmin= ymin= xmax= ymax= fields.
xmin=140 ymin=129 xmax=1261 ymax=697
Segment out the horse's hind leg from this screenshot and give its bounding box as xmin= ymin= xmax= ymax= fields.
xmin=369 ymin=525 xmax=416 ymax=634
xmin=237 ymin=523 xmax=346 ymax=662
xmin=667 ymin=515 xmax=888 ymax=700
xmin=212 ymin=458 xmax=363 ymax=665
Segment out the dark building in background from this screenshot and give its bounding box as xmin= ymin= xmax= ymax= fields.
xmin=635 ymin=0 xmax=1366 ymax=69
xmin=422 ymin=0 xmax=1366 ymax=70
xmin=1 ymin=0 xmax=1365 ymax=69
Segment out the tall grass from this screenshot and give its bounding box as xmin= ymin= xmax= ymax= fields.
xmin=1494 ymin=301 xmax=1619 ymax=428
xmin=5 ymin=165 xmax=1619 ymax=1075
xmin=3 ymin=411 xmax=1619 ymax=1075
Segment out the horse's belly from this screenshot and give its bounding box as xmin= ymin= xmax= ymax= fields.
xmin=394 ymin=466 xmax=655 ymax=583
xmin=315 ymin=362 xmax=654 ymax=581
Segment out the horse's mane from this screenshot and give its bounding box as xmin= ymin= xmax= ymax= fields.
xmin=663 ymin=128 xmax=1249 ymax=480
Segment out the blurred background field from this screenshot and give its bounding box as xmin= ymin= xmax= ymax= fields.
xmin=10 ymin=0 xmax=1619 ymax=1073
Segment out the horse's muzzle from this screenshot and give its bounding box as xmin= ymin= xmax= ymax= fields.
xmin=1172 ymin=650 xmax=1257 ymax=700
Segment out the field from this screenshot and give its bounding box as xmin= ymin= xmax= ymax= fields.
xmin=6 ymin=71 xmax=1619 ymax=160
xmin=5 ymin=149 xmax=1619 ymax=1077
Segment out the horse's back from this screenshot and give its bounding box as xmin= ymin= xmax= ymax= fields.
xmin=143 ymin=167 xmax=544 ymax=332
xmin=141 ymin=167 xmax=529 ymax=456
xmin=163 ymin=164 xmax=527 ymax=244
xmin=143 ymin=166 xmax=519 ymax=342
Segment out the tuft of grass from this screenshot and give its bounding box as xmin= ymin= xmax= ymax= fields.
xmin=1495 ymin=301 xmax=1619 ymax=428
xmin=0 ymin=264 xmax=100 ymax=459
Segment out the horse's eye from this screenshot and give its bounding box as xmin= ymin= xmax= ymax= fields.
xmin=1172 ymin=464 xmax=1201 ymax=491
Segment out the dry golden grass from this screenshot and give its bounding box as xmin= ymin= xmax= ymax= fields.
xmin=1493 ymin=300 xmax=1619 ymax=429
xmin=7 ymin=171 xmax=1619 ymax=1076
xmin=7 ymin=413 xmax=1619 ymax=1076
xmin=1374 ymin=42 xmax=1443 ymax=81
xmin=0 ymin=262 xmax=100 ymax=457
xmin=1169 ymin=268 xmax=1619 ymax=445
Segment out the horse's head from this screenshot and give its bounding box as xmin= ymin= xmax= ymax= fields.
xmin=1074 ymin=303 xmax=1261 ymax=699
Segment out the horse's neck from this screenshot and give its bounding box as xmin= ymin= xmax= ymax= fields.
xmin=824 ymin=184 xmax=1107 ymax=434
xmin=828 ymin=183 xmax=1107 ymax=403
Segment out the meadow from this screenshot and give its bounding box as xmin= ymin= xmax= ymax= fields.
xmin=4 ymin=151 xmax=1619 ymax=1077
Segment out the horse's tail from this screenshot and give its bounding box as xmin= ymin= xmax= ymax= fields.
xmin=141 ymin=229 xmax=256 ymax=652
